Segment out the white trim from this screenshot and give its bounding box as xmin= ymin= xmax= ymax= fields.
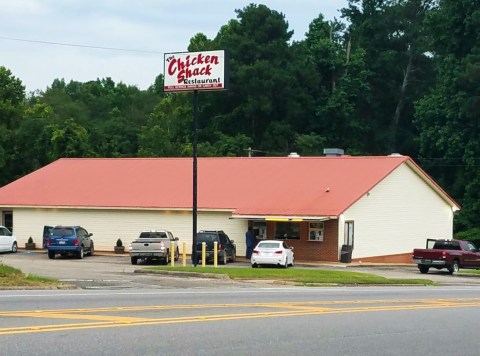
xmin=231 ymin=215 xmax=337 ymax=221
xmin=0 ymin=205 xmax=234 ymax=213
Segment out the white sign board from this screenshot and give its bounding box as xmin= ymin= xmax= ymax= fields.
xmin=164 ymin=50 xmax=228 ymax=92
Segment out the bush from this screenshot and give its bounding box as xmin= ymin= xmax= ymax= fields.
xmin=454 ymin=228 xmax=480 ymax=248
xmin=27 ymin=236 xmax=34 ymax=244
xmin=116 ymin=238 xmax=123 ymax=247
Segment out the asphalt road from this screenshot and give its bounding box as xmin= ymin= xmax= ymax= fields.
xmin=1 ymin=286 xmax=480 ymax=355
xmin=2 ymin=252 xmax=480 ymax=355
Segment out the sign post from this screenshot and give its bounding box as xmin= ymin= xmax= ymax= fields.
xmin=192 ymin=89 xmax=198 ymax=266
xmin=164 ymin=50 xmax=228 ymax=267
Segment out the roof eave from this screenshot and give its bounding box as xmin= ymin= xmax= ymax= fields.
xmin=230 ymin=214 xmax=338 ymax=221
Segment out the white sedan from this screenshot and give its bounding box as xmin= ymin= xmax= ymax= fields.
xmin=251 ymin=240 xmax=294 ymax=268
xmin=0 ymin=225 xmax=18 ymax=253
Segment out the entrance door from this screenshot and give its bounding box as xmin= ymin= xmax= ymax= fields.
xmin=2 ymin=211 xmax=13 ymax=232
xmin=344 ymin=221 xmax=354 ymax=247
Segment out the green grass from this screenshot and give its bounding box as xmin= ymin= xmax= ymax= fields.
xmin=0 ymin=263 xmax=67 ymax=288
xmin=146 ymin=266 xmax=435 ymax=286
xmin=458 ymin=270 xmax=480 ymax=275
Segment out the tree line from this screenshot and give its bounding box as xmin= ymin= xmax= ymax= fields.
xmin=0 ymin=0 xmax=479 ymax=235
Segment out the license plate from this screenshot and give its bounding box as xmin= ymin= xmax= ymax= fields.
xmin=423 ymin=259 xmax=432 ymax=263
xmin=59 ymin=241 xmax=65 ymax=245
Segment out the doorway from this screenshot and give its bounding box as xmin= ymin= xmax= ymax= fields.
xmin=2 ymin=211 xmax=13 ymax=232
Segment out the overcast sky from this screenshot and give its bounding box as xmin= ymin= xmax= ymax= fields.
xmin=0 ymin=0 xmax=348 ymax=93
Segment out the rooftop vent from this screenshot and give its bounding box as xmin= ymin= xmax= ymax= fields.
xmin=288 ymin=152 xmax=300 ymax=157
xmin=323 ymin=148 xmax=344 ymax=157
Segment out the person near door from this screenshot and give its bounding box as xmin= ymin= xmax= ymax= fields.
xmin=245 ymin=227 xmax=255 ymax=259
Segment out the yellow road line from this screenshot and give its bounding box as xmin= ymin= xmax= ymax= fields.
xmin=1 ymin=298 xmax=479 ymax=335
xmin=2 ymin=297 xmax=479 ymax=316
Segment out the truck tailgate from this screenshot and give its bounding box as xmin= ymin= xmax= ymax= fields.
xmin=130 ymin=239 xmax=166 ymax=253
xmin=413 ymin=249 xmax=444 ymax=259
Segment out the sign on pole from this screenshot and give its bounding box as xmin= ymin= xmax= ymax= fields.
xmin=164 ymin=50 xmax=228 ymax=92
xmin=163 ymin=49 xmax=228 ymax=267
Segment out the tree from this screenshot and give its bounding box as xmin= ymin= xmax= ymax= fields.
xmin=202 ymin=4 xmax=299 ymax=153
xmin=138 ymin=94 xmax=192 ymax=157
xmin=0 ymin=66 xmax=25 ymax=185
xmin=342 ymin=0 xmax=435 ymax=155
xmin=9 ymin=102 xmax=55 ymax=181
xmin=302 ymin=14 xmax=371 ymax=153
xmin=414 ymin=0 xmax=480 ymax=231
xmin=49 ymin=118 xmax=92 ymax=159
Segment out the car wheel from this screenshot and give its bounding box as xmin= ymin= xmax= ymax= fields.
xmin=231 ymin=251 xmax=236 ymax=263
xmin=290 ymin=257 xmax=294 ymax=267
xmin=164 ymin=251 xmax=170 ymax=265
xmin=89 ymin=243 xmax=95 ymax=256
xmin=418 ymin=265 xmax=429 ymax=274
xmin=78 ymin=246 xmax=84 ymax=259
xmin=131 ymin=257 xmax=138 ymax=265
xmin=174 ymin=247 xmax=180 ymax=261
xmin=48 ymin=250 xmax=55 ymax=259
xmin=284 ymin=259 xmax=288 ymax=269
xmin=11 ymin=242 xmax=18 ymax=253
xmin=221 ymin=252 xmax=227 ymax=265
xmin=448 ymin=260 xmax=459 ymax=274
xmin=252 ymin=263 xmax=258 ymax=268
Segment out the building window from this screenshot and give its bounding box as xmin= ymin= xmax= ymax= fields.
xmin=253 ymin=221 xmax=266 ymax=240
xmin=308 ymin=222 xmax=324 ymax=241
xmin=274 ymin=222 xmax=300 ymax=240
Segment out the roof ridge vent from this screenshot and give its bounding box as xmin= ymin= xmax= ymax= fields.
xmin=288 ymin=152 xmax=300 ymax=157
xmin=323 ymin=148 xmax=344 ymax=157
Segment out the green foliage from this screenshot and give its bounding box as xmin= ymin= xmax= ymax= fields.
xmin=454 ymin=228 xmax=480 ymax=248
xmin=116 ymin=238 xmax=123 ymax=247
xmin=27 ymin=236 xmax=33 ymax=243
xmin=0 ymin=263 xmax=63 ymax=287
xmin=0 ymin=263 xmax=23 ymax=277
xmin=414 ymin=0 xmax=480 ymax=231
xmin=0 ymin=1 xmax=479 ymax=233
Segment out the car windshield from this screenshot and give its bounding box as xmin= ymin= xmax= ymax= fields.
xmin=140 ymin=232 xmax=167 ymax=238
xmin=257 ymin=242 xmax=280 ymax=249
xmin=51 ymin=228 xmax=74 ymax=237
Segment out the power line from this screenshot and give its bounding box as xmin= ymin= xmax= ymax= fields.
xmin=0 ymin=36 xmax=163 ymax=54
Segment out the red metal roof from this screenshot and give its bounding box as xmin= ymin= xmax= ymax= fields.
xmin=0 ymin=156 xmax=459 ymax=217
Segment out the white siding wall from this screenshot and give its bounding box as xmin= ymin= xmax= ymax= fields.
xmin=342 ymin=164 xmax=455 ymax=259
xmin=12 ymin=208 xmax=248 ymax=255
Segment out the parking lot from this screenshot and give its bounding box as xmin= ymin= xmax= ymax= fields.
xmin=2 ymin=250 xmax=480 ymax=289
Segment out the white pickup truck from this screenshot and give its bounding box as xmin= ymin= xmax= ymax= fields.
xmin=129 ymin=230 xmax=179 ymax=265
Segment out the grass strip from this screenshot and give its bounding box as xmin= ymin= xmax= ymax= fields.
xmin=0 ymin=263 xmax=66 ymax=288
xmin=147 ymin=266 xmax=434 ymax=285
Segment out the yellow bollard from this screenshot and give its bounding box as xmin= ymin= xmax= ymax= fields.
xmin=170 ymin=241 xmax=175 ymax=267
xmin=182 ymin=242 xmax=186 ymax=267
xmin=213 ymin=241 xmax=218 ymax=268
xmin=202 ymin=242 xmax=206 ymax=267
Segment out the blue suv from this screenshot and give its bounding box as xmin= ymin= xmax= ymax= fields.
xmin=47 ymin=226 xmax=94 ymax=259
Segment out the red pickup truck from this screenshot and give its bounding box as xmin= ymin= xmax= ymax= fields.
xmin=412 ymin=239 xmax=480 ymax=274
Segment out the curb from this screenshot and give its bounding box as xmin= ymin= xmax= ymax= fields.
xmin=134 ymin=269 xmax=230 ymax=280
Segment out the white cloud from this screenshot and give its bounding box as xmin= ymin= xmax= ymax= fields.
xmin=0 ymin=0 xmax=348 ymax=93
xmin=0 ymin=0 xmax=45 ymax=15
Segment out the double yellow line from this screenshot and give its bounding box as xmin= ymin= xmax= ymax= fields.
xmin=1 ymin=298 xmax=480 ymax=335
